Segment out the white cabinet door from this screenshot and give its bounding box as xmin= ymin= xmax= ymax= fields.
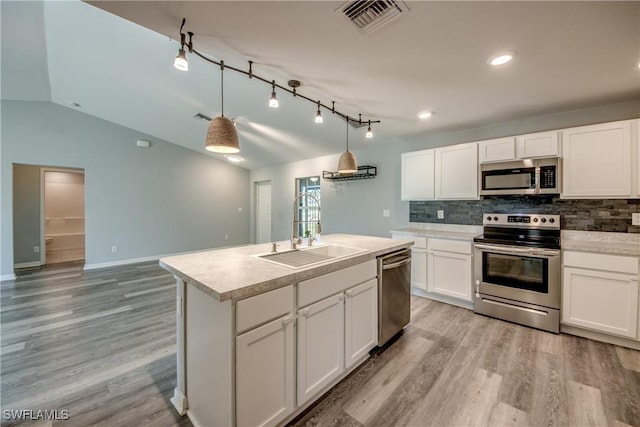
xmin=401 ymin=149 xmax=435 ymax=200
xmin=435 ymin=142 xmax=479 ymax=200
xmin=411 ymin=247 xmax=427 ymax=290
xmin=561 ymin=121 xmax=632 ymax=198
xmin=428 ymin=248 xmax=472 ymax=302
xmin=345 ymin=278 xmax=378 ymax=369
xmin=516 ymin=131 xmax=560 ymax=158
xmin=478 ymin=137 xmax=515 ymax=163
xmin=236 ymin=315 xmax=295 ymax=427
xmin=563 ymin=267 xmax=639 ymax=339
xmin=297 ymin=293 xmax=345 ymax=406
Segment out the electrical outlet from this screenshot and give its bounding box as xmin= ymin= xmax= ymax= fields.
xmin=382 ymin=209 xmax=390 ymax=217
xmin=632 ymin=213 xmax=640 ymax=226
xmin=33 ymin=246 xmax=40 ymax=253
xmin=111 ymin=245 xmax=118 ymax=253
xmin=224 ymin=234 xmax=229 ymax=240
xmin=437 ymin=210 xmax=445 ymax=220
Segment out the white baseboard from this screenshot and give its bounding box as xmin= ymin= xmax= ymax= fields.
xmin=1 ymin=273 xmax=17 ymax=282
xmin=14 ymin=261 xmax=42 ymax=269
xmin=84 ymin=243 xmax=249 ymax=271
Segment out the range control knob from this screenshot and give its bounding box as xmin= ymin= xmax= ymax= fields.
xmin=533 ymin=217 xmax=539 ymax=223
xmin=493 ymin=216 xmax=498 ymax=221
xmin=549 ymin=218 xmax=555 ymax=223
xmin=486 ymin=216 xmax=492 ymax=221
xmin=541 ymin=218 xmax=547 ymax=223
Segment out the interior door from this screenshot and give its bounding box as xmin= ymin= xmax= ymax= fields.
xmin=255 ymin=180 xmax=272 ymax=244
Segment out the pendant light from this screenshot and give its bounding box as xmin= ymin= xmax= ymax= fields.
xmin=338 ymin=118 xmax=357 ymax=173
xmin=365 ymin=120 xmax=373 ymax=138
xmin=314 ymin=101 xmax=323 ymax=124
xmin=268 ymin=80 xmax=279 ymax=108
xmin=205 ymin=61 xmax=240 ymax=154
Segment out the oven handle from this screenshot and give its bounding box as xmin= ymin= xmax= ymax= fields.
xmin=473 ymin=243 xmax=560 ymax=258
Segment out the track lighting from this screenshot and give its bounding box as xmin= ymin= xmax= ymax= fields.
xmin=269 ymin=80 xmax=279 ymax=108
xmin=173 ymin=19 xmax=381 ymax=155
xmin=366 ymin=120 xmax=373 ymax=138
xmin=173 ymin=19 xmax=192 ymax=72
xmin=314 ymin=101 xmax=323 ymax=124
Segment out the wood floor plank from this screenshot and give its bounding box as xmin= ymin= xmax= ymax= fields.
xmin=488 ymin=401 xmax=530 ymax=426
xmin=566 ymin=380 xmax=609 ymax=426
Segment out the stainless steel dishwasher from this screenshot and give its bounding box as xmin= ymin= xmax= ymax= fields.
xmin=377 ymin=248 xmax=412 ymax=346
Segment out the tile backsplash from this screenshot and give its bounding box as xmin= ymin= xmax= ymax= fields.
xmin=410 ymin=196 xmax=640 ymax=233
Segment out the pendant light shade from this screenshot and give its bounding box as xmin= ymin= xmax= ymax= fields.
xmin=204 ymin=60 xmax=240 ymax=154
xmin=205 ymin=116 xmax=240 ymax=153
xmin=338 ymin=150 xmax=357 ymax=173
xmin=337 ymin=118 xmax=357 ymax=173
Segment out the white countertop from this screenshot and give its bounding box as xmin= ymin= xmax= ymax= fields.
xmin=391 ymin=223 xmax=482 ymax=242
xmin=561 ymin=230 xmax=640 ymax=257
xmin=159 ymin=234 xmax=413 ymax=302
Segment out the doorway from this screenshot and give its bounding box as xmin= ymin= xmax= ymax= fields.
xmin=42 ymin=169 xmax=85 ymax=265
xmin=255 ymin=180 xmax=272 ymax=244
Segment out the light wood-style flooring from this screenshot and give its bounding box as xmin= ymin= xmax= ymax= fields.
xmin=1 ymin=262 xmax=639 ymax=427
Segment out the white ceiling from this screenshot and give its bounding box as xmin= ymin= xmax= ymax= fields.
xmin=2 ymin=1 xmax=639 ymax=170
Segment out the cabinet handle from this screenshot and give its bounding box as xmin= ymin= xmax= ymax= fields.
xmin=282 ymin=316 xmax=292 ymax=325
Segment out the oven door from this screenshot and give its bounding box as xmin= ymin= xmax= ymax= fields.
xmin=473 ymin=244 xmax=560 ymax=309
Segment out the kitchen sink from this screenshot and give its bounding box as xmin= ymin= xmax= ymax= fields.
xmin=254 ymin=244 xmax=365 ymax=268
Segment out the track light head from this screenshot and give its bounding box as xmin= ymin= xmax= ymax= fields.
xmin=174 ymin=48 xmax=188 ymax=71
xmin=314 ymin=101 xmax=323 ymax=123
xmin=269 ymin=81 xmax=278 ymax=108
xmin=366 ymin=124 xmax=373 ymax=139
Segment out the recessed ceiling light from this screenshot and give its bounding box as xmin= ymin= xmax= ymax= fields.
xmin=488 ymin=50 xmax=516 ymax=66
xmin=225 ymin=154 xmax=244 ymax=163
xmin=417 ymin=110 xmax=434 ymax=120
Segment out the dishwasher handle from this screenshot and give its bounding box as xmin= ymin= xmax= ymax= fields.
xmin=382 ymin=257 xmax=411 ymax=270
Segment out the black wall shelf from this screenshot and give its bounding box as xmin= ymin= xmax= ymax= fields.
xmin=322 ymin=165 xmax=377 ymax=181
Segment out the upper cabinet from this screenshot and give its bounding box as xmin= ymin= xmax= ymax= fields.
xmin=561 ymin=120 xmax=634 ymax=198
xmin=436 ymin=142 xmax=479 ymax=200
xmin=478 ymin=137 xmax=515 ymax=163
xmin=478 ymin=132 xmax=560 ymax=164
xmin=401 ymin=149 xmax=435 ymax=201
xmin=516 ymin=131 xmax=560 ymax=159
xmin=401 ymin=143 xmax=478 ymax=201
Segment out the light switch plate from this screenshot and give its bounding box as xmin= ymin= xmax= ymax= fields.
xmin=437 ymin=210 xmax=444 ymax=219
xmin=383 ymin=209 xmax=390 ymax=217
xmin=632 ymin=213 xmax=640 ymax=226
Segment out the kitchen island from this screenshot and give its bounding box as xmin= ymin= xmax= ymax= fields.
xmin=159 ymin=233 xmax=413 ymax=427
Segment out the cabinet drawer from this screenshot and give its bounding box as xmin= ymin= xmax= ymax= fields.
xmin=428 ymin=238 xmax=472 ymax=255
xmin=236 ymin=285 xmax=294 ymax=334
xmin=563 ymin=251 xmax=639 ymax=275
xmin=298 ymin=260 xmax=377 ymax=307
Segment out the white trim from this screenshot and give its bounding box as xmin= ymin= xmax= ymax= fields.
xmin=84 ymin=243 xmax=249 ymax=271
xmin=1 ymin=274 xmax=17 ymax=282
xmin=14 ymin=261 xmax=41 ymax=269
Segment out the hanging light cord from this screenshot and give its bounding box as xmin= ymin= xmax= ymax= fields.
xmin=220 ymin=61 xmax=225 ymax=117
xmin=346 ymin=118 xmax=349 ymax=151
xmin=181 ymin=19 xmax=380 ymax=128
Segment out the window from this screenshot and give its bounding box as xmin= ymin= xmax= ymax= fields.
xmin=295 ymin=176 xmax=321 ymax=238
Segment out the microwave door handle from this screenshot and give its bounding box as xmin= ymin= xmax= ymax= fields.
xmin=534 ymin=166 xmax=541 ymax=194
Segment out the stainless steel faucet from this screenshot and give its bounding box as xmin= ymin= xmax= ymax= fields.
xmin=291 ymin=192 xmax=322 ymax=249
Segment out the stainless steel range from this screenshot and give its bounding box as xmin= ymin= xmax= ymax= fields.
xmin=473 ymin=213 xmax=561 ymax=333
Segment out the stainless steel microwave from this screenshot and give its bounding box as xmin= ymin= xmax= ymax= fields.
xmin=480 ymin=158 xmax=560 ymax=196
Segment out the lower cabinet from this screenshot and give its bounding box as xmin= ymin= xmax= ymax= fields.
xmin=297 ymin=278 xmax=378 ymax=406
xmin=562 ymin=251 xmax=639 ymax=339
xmin=236 ymin=314 xmax=295 ymax=427
xmin=296 ymin=293 xmax=345 ymax=406
xmin=427 ymin=238 xmax=473 ymax=302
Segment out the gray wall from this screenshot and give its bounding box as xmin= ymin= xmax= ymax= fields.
xmin=250 ymin=100 xmax=640 ymax=242
xmin=12 ymin=164 xmax=41 ymax=265
xmin=1 ymin=101 xmax=251 ymax=277
xmin=250 ymin=141 xmax=412 ymax=242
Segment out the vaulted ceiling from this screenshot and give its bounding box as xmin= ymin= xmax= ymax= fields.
xmin=2 ymin=1 xmax=639 ymax=169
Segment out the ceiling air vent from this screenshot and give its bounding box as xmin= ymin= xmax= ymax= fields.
xmin=337 ymin=0 xmax=409 ymax=35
